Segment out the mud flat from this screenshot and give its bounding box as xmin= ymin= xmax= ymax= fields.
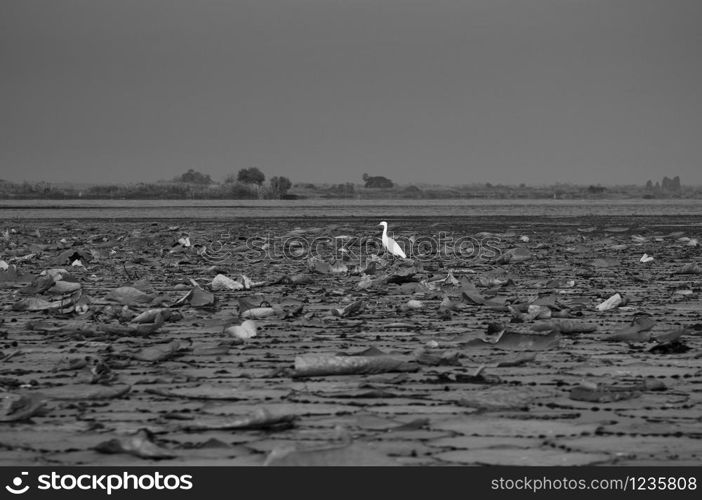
xmin=0 ymin=215 xmax=700 ymax=465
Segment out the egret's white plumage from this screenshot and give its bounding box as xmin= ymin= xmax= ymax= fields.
xmin=378 ymin=221 xmax=406 ymax=258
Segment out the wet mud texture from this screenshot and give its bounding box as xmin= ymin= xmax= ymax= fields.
xmin=0 ymin=215 xmax=700 ymax=466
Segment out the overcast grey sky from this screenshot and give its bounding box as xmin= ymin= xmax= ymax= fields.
xmin=1 ymin=0 xmax=701 ymax=185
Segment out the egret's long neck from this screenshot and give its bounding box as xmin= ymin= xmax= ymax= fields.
xmin=381 ymin=224 xmax=388 ymax=240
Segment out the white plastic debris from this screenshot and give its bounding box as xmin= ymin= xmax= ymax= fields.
xmin=528 ymin=304 xmax=552 ymax=319
xmin=15 ymin=253 xmax=35 ymax=263
xmin=640 ymin=253 xmax=654 ymax=263
xmin=676 ymin=236 xmax=697 ymax=246
xmin=211 ymin=274 xmax=245 ymax=291
xmin=519 ymin=235 xmax=530 ymax=243
xmin=444 ymin=271 xmax=460 ymax=286
xmin=225 ymin=320 xmax=258 ymax=340
xmin=357 ymin=274 xmax=373 ymax=290
xmin=41 ymin=268 xmax=70 ymax=280
xmin=596 ymin=293 xmax=623 ymax=312
xmin=241 ymin=275 xmax=258 ymax=289
xmin=178 ymin=236 xmax=191 ymax=247
xmin=406 ymin=299 xmax=424 ymax=310
xmin=0 ymin=260 xmax=8 ymax=271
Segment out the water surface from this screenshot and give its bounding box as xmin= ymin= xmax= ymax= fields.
xmin=1 ymin=198 xmax=700 ymax=219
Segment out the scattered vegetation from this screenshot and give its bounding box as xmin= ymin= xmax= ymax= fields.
xmin=0 ymin=173 xmax=699 ymax=200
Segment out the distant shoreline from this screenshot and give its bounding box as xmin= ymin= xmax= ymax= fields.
xmin=1 ymin=179 xmax=699 ymax=201
xmin=3 ymin=197 xmax=702 ymax=206
xmin=2 ymin=198 xmax=702 ymax=221
xmin=0 ymin=193 xmax=698 ymax=201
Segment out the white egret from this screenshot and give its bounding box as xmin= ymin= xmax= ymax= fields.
xmin=378 ymin=221 xmax=406 ymax=258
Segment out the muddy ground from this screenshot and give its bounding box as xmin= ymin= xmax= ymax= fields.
xmin=0 ymin=215 xmax=701 ymax=466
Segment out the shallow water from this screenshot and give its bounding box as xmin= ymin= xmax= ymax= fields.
xmin=1 ymin=198 xmax=701 ymax=219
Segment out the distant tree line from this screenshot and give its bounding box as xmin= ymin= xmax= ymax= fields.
xmin=645 ymin=176 xmax=681 ymax=193
xmin=1 ymin=171 xmax=699 ymax=200
xmin=176 ymin=167 xmax=293 ymax=199
xmin=0 ymin=168 xmax=295 ymax=200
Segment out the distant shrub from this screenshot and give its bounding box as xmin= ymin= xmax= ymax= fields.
xmin=174 ymin=169 xmax=213 ymax=185
xmin=268 ymin=176 xmax=293 ymax=199
xmin=362 ymin=173 xmax=394 ymax=189
xmin=399 ymin=185 xmax=424 ymax=198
